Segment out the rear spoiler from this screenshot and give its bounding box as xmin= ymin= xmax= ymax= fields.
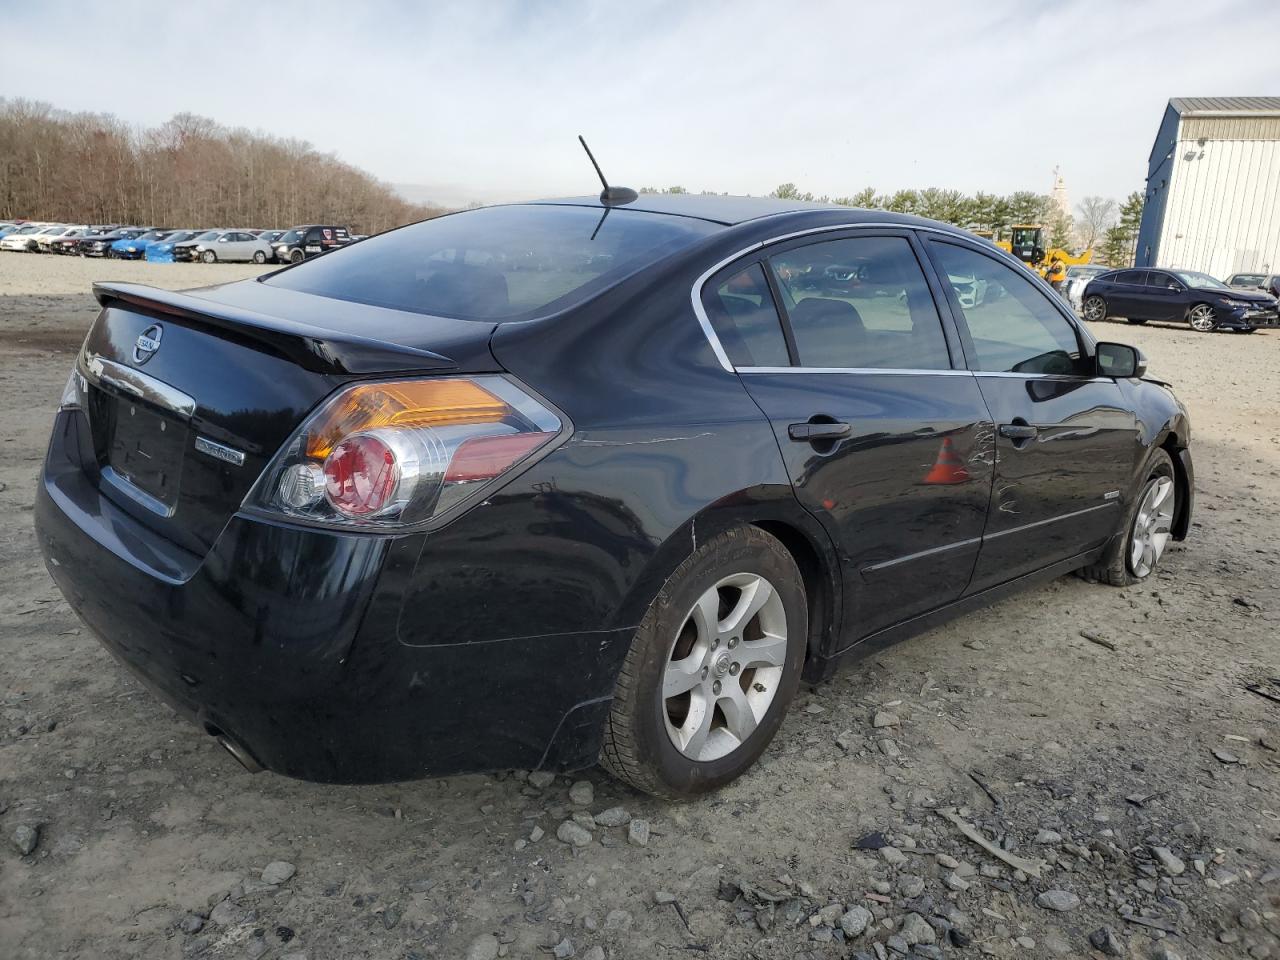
xmin=92 ymin=282 xmax=456 ymax=376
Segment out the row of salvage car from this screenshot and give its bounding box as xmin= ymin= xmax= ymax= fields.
xmin=0 ymin=221 xmax=357 ymax=263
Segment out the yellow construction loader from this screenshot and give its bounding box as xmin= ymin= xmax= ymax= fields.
xmin=995 ymin=224 xmax=1091 ymax=277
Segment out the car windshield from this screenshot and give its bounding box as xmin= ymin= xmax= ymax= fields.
xmin=162 ymin=231 xmax=194 ymax=244
xmin=1067 ymin=266 xmax=1105 ymax=277
xmin=45 ymin=227 xmax=68 ymax=236
xmin=1173 ymin=270 xmax=1230 ymax=291
xmin=134 ymin=230 xmax=166 ymax=242
xmin=263 ymin=204 xmax=722 ymax=320
xmin=191 ymin=231 xmax=221 ymax=241
xmin=277 ymin=229 xmax=305 ymax=244
xmin=1231 ymin=274 xmax=1265 ymax=285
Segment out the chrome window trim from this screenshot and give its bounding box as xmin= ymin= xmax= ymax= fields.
xmin=81 ymin=354 xmax=197 ymax=419
xmin=691 ymin=222 xmax=1036 ymax=376
xmin=738 ymin=366 xmax=973 ymax=377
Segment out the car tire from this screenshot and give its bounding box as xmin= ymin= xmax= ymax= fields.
xmin=1082 ymin=295 xmax=1107 ymax=322
xmin=599 ymin=526 xmax=807 ymax=799
xmin=201 ymin=250 xmax=217 ymax=264
xmin=1078 ymin=448 xmax=1177 ymax=587
xmin=289 ymin=249 xmax=305 ymax=264
xmin=253 ymin=251 xmax=267 ymax=264
xmin=1125 ymin=317 xmax=1148 ymax=325
xmin=1187 ymin=303 xmax=1217 ymax=332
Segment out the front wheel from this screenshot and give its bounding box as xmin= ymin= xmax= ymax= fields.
xmin=1078 ymin=449 xmax=1177 ymax=587
xmin=289 ymin=249 xmax=305 ymax=264
xmin=600 ymin=526 xmax=807 ymax=799
xmin=1082 ymin=295 xmax=1107 ymax=322
xmin=253 ymin=251 xmax=267 ymax=264
xmin=200 ymin=250 xmax=217 ymax=264
xmin=1188 ymin=303 xmax=1217 ymax=332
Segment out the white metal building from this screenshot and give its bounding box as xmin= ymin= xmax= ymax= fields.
xmin=1135 ymin=97 xmax=1280 ymax=276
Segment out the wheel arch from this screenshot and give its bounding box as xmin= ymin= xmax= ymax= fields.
xmin=610 ymin=491 xmax=844 ymax=680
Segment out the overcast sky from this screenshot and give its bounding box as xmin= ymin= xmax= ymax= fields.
xmin=4 ymin=0 xmax=1278 ymax=208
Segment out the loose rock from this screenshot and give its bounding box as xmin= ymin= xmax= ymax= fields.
xmin=840 ymin=906 xmax=872 ymax=937
xmin=12 ymin=824 xmax=39 ymax=856
xmin=627 ymin=819 xmax=650 ymax=847
xmin=556 ymin=821 xmax=592 ymax=847
xmin=1151 ymin=846 xmax=1185 ymax=876
xmin=881 ymin=845 xmax=908 ymax=867
xmin=1088 ymin=927 xmax=1124 ymax=956
xmin=568 ymin=781 xmax=594 ymax=806
xmin=873 ymin=711 xmax=900 ymax=729
xmin=552 ymin=937 xmax=575 ymax=959
xmin=900 ymin=912 xmax=935 ymax=945
xmin=261 ymin=861 xmax=297 ymax=885
xmin=1035 ymin=889 xmax=1080 ymax=912
xmin=593 ymin=806 xmax=630 ymax=828
xmin=527 ymin=771 xmax=556 ymax=789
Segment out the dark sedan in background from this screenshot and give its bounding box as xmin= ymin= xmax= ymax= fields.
xmin=79 ymin=227 xmax=147 ymax=258
xmin=36 ymin=197 xmax=1193 ymax=798
xmin=1082 ymin=267 xmax=1279 ymax=331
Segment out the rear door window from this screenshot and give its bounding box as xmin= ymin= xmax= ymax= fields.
xmin=265 ymin=204 xmax=721 ymax=320
xmin=1114 ymin=270 xmax=1147 ymax=285
xmin=702 ymin=263 xmax=790 ymax=367
xmin=767 ymin=235 xmax=952 ymax=369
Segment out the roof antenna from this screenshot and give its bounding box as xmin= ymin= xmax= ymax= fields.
xmin=579 ymin=135 xmax=637 ymax=206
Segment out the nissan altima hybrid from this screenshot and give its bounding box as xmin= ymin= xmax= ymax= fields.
xmin=36 ymin=195 xmax=1193 ymax=798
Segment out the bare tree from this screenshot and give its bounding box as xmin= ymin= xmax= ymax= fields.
xmin=0 ymin=98 xmax=445 ymax=232
xmin=1075 ymin=196 xmax=1117 ymax=251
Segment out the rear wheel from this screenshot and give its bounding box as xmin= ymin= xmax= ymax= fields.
xmin=1082 ymin=295 xmax=1107 ymax=322
xmin=1188 ymin=303 xmax=1217 ymax=332
xmin=200 ymin=250 xmax=217 ymax=264
xmin=600 ymin=526 xmax=807 ymax=799
xmin=253 ymin=251 xmax=267 ymax=264
xmin=1078 ymin=449 xmax=1177 ymax=587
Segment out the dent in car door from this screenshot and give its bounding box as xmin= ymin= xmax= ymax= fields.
xmin=700 ymin=231 xmax=995 ymax=645
xmin=923 ymin=238 xmax=1139 ymax=590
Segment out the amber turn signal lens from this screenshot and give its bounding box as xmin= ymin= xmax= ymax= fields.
xmin=305 ymin=379 xmax=509 ymax=459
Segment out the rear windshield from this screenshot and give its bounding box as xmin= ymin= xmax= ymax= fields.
xmin=262 ymin=204 xmax=721 ymax=320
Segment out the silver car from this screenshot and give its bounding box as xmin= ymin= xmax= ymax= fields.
xmin=1063 ymin=264 xmax=1111 ymax=310
xmin=186 ymin=230 xmax=275 ymax=264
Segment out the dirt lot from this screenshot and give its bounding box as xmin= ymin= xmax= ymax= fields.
xmin=1 ymin=253 xmax=1278 ymax=960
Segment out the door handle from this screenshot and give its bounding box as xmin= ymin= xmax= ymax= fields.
xmin=998 ymin=423 xmax=1038 ymax=440
xmin=788 ymin=421 xmax=851 ymax=442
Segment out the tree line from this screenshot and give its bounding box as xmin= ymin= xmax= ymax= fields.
xmin=641 ymin=184 xmax=1145 ymax=266
xmin=0 ymin=99 xmax=445 ymax=234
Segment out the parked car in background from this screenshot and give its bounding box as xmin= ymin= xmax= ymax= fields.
xmin=273 ymin=224 xmax=352 ymax=263
xmin=36 ymin=197 xmax=1194 ymax=797
xmin=112 ymin=229 xmax=169 ymax=259
xmin=1082 ymin=267 xmax=1280 ymax=331
xmin=1226 ymin=272 xmax=1280 ymax=298
xmin=171 ymin=230 xmax=223 ymax=262
xmin=0 ymin=222 xmax=22 ymax=239
xmin=255 ymin=229 xmax=284 ymax=246
xmin=49 ymin=227 xmax=96 ymax=255
xmin=81 ymin=228 xmax=145 ymax=258
xmin=36 ymin=225 xmax=89 ymax=253
xmin=1 ymin=223 xmax=61 ymax=252
xmin=1062 ymin=264 xmax=1111 ymax=310
xmin=181 ymin=229 xmax=274 ymax=263
xmin=144 ymin=230 xmax=199 ymax=263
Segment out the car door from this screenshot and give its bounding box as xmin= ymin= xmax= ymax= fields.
xmin=304 ymin=228 xmax=324 ymax=257
xmin=702 ymin=230 xmax=996 ymax=646
xmin=922 ymin=237 xmax=1140 ymax=590
xmin=1140 ymin=270 xmax=1187 ymax=321
xmin=1105 ymin=269 xmax=1148 ymax=318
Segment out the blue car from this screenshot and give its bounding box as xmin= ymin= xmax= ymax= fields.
xmin=107 ymin=228 xmax=157 ymax=259
xmin=112 ymin=229 xmax=172 ymax=260
xmin=144 ymin=230 xmax=199 ymax=263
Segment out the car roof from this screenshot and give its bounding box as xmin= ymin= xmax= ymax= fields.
xmin=532 ymin=194 xmax=940 ymax=228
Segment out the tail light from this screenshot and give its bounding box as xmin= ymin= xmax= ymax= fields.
xmin=245 ymin=376 xmax=564 ymax=530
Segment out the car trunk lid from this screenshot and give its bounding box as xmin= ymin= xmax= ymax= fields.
xmin=74 ymin=281 xmax=499 ymax=557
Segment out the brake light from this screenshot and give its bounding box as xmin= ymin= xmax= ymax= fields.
xmin=245 ymin=376 xmax=563 ymax=529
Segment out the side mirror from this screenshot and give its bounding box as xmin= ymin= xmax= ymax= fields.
xmin=1096 ymin=342 xmax=1147 ymax=379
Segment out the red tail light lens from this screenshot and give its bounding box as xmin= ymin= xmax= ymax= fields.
xmin=245 ymin=376 xmax=564 ymax=530
xmin=323 ymin=434 xmax=399 ymax=516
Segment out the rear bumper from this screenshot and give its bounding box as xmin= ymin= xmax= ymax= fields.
xmin=35 ymin=416 xmax=628 ymax=782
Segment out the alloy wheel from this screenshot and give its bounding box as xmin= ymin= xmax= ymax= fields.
xmin=1083 ymin=296 xmax=1105 ymax=322
xmin=662 ymin=572 xmax=787 ymax=762
xmin=1128 ymin=476 xmax=1175 ymax=578
xmin=1188 ymin=304 xmax=1217 ymax=332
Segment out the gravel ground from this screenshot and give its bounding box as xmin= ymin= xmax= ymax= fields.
xmin=1 ymin=253 xmax=1278 ymax=960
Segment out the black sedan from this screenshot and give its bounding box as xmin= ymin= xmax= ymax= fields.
xmin=1082 ymin=267 xmax=1279 ymax=331
xmin=79 ymin=227 xmax=146 ymax=258
xmin=36 ymin=197 xmax=1194 ymax=797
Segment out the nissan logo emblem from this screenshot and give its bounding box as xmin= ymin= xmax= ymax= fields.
xmin=133 ymin=324 xmax=163 ymax=364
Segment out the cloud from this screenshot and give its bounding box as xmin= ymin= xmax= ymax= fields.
xmin=3 ymin=0 xmax=1278 ymax=205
